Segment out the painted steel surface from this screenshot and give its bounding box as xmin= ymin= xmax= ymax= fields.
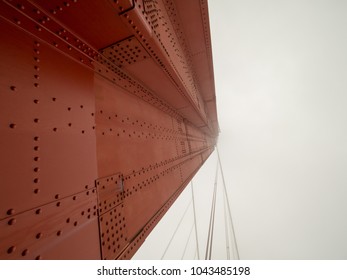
xmin=0 ymin=0 xmax=218 ymax=259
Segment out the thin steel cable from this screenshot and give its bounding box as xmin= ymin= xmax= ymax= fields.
xmin=205 ymin=157 xmax=219 ymax=260
xmin=181 ymin=222 xmax=195 ymax=259
xmin=161 ymin=199 xmax=192 ymax=259
xmin=208 ymin=159 xmax=219 ymax=260
xmin=217 ymin=145 xmax=240 ymax=260
xmin=191 ymin=181 xmax=200 ymax=260
xmin=205 ymin=173 xmax=215 ymax=259
xmin=223 ymin=189 xmax=231 ymax=259
xmin=208 ymin=186 xmax=217 ymax=259
xmin=204 ymin=196 xmax=213 ymax=258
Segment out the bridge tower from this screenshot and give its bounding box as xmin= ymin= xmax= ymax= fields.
xmin=0 ymin=0 xmax=218 ymax=259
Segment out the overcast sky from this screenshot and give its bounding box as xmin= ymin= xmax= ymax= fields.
xmin=134 ymin=0 xmax=347 ymax=260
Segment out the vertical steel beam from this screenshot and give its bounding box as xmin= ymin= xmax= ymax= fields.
xmin=0 ymin=0 xmax=218 ymax=259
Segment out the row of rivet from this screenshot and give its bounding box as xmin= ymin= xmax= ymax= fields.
xmin=7 ymin=0 xmax=186 ymax=123
xmin=4 ymin=188 xmax=97 ymax=259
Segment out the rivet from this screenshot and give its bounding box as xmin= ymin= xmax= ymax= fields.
xmin=36 ymin=26 xmax=42 ymax=32
xmin=53 ymin=127 xmax=57 ymax=132
xmin=53 ymin=42 xmax=58 ymax=47
xmin=57 ymin=230 xmax=62 ymax=236
xmin=22 ymin=249 xmax=29 ymax=256
xmin=35 ymin=255 xmax=41 ymax=260
xmin=36 ymin=232 xmax=43 ymax=239
xmin=34 ymin=75 xmax=39 ymax=79
xmin=34 ymin=167 xmax=40 ymax=172
xmin=35 ymin=9 xmax=40 ymax=14
xmin=34 ymin=118 xmax=39 ymax=123
xmin=34 ymin=188 xmax=40 ymax=194
xmin=7 ymin=246 xmax=16 ymax=254
xmin=34 ymin=57 xmax=40 ymax=62
xmin=34 ymin=136 xmax=40 ymax=141
xmin=34 ymin=146 xmax=39 ymax=151
xmin=52 ymin=97 xmax=56 ymax=101
xmin=8 ymin=218 xmax=16 ymax=225
xmin=51 ymin=9 xmax=56 ymax=14
xmin=35 ymin=208 xmax=41 ymax=214
xmin=64 ymin=2 xmax=70 ymax=7
xmin=56 ymin=202 xmax=61 ymax=207
xmin=34 ymin=66 xmax=40 ymax=71
xmin=34 ymin=41 xmax=40 ymax=47
xmin=16 ymin=19 xmax=21 ymax=25
xmin=10 ymin=86 xmax=17 ymax=91
xmin=7 ymin=209 xmax=15 ymax=215
xmin=9 ymin=123 xmax=16 ymax=129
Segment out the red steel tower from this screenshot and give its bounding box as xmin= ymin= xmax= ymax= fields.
xmin=0 ymin=0 xmax=218 ymax=259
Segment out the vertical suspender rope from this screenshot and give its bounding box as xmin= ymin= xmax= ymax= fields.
xmin=160 ymin=145 xmax=239 ymax=260
xmin=204 ymin=187 xmax=214 ymax=259
xmin=191 ymin=181 xmax=200 ymax=260
xmin=181 ymin=223 xmax=195 ymax=260
xmin=205 ymin=156 xmax=219 ymax=260
xmin=161 ymin=199 xmax=192 ymax=260
xmin=194 ymin=247 xmax=197 ymax=260
xmin=223 ymin=190 xmax=231 ymax=259
xmin=217 ymin=145 xmax=240 ymax=260
xmin=209 ymin=158 xmax=219 ymax=260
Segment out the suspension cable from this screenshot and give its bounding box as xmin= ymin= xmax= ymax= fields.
xmin=223 ymin=189 xmax=231 ymax=259
xmin=194 ymin=247 xmax=197 ymax=260
xmin=191 ymin=181 xmax=200 ymax=260
xmin=208 ymin=183 xmax=217 ymax=260
xmin=181 ymin=222 xmax=195 ymax=259
xmin=217 ymin=145 xmax=240 ymax=260
xmin=205 ymin=156 xmax=219 ymax=260
xmin=161 ymin=199 xmax=192 ymax=259
xmin=209 ymin=158 xmax=219 ymax=260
